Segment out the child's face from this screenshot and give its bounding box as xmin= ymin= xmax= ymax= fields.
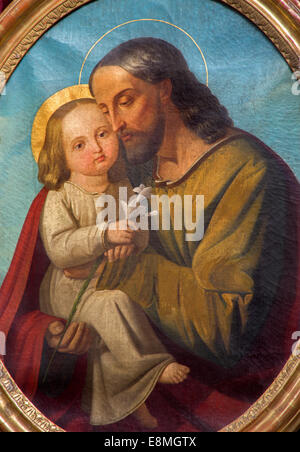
xmin=62 ymin=103 xmax=119 ymax=178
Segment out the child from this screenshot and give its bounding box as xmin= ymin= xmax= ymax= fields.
xmin=38 ymin=97 xmax=190 ymax=429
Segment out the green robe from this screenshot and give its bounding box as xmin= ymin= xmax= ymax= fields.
xmin=96 ymin=133 xmax=288 ymax=368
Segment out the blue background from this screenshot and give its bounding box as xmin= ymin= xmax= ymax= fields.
xmin=0 ymin=0 xmax=299 ymax=284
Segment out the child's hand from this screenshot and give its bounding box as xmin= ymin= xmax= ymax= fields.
xmin=106 ymin=220 xmax=136 ymax=246
xmin=104 ymin=244 xmax=136 ymax=263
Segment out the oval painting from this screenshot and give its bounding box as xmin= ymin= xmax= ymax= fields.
xmin=0 ymin=0 xmax=299 ymax=432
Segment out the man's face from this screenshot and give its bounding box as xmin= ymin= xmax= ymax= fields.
xmin=92 ymin=66 xmax=166 ymax=165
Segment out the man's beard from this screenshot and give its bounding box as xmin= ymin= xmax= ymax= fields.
xmin=120 ymin=114 xmax=166 ymax=166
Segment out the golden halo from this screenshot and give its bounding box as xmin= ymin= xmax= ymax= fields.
xmin=31 ymin=84 xmax=93 ymax=162
xmin=79 ymin=19 xmax=209 ymax=86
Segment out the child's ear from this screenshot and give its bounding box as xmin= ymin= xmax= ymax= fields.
xmin=159 ymin=79 xmax=172 ymax=104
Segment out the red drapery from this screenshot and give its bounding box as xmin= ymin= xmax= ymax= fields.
xmin=0 ymin=139 xmax=299 ymax=432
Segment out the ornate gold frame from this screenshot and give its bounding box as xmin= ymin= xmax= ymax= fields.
xmin=0 ymin=0 xmax=299 ymax=433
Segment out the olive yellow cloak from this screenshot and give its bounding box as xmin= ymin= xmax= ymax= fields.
xmin=96 ymin=132 xmax=299 ymax=370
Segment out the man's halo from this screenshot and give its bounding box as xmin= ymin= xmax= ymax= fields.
xmin=78 ymin=19 xmax=209 ymax=86
xmin=31 ymin=84 xmax=93 ymax=163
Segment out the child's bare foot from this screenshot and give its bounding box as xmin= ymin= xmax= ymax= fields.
xmin=159 ymin=362 xmax=190 ymax=384
xmin=132 ymin=403 xmax=158 ymax=430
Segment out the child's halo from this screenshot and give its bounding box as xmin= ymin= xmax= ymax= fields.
xmin=31 ymin=84 xmax=93 ymax=163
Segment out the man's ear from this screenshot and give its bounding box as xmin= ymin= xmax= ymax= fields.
xmin=159 ymin=79 xmax=172 ymax=104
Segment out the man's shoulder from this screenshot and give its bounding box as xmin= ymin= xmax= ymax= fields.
xmin=188 ymin=131 xmax=287 ymax=191
xmin=213 ymin=131 xmax=275 ymax=172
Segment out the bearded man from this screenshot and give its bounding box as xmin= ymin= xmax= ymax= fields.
xmin=1 ymin=38 xmax=299 ymax=432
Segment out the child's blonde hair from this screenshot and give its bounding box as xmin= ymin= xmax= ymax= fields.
xmin=38 ymin=98 xmax=126 ymax=190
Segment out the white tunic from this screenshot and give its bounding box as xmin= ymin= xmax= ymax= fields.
xmin=39 ymin=180 xmax=173 ymax=425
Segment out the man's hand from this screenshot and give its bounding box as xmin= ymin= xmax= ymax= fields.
xmin=45 ymin=321 xmax=93 ymax=355
xmin=104 ymin=244 xmax=136 ymax=263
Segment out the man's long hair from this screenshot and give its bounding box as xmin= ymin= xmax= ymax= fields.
xmin=90 ymin=37 xmax=233 ymax=144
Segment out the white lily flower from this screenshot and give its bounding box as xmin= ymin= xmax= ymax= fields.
xmin=133 ymin=185 xmax=153 ymax=201
xmin=120 ymin=185 xmax=158 ymax=226
xmin=139 ymin=187 xmax=153 ymax=200
xmin=133 ymin=184 xmax=146 ymax=194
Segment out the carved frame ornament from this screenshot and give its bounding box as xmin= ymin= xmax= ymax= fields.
xmin=0 ymin=0 xmax=299 ymax=433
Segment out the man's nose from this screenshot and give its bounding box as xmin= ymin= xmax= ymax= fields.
xmin=110 ymin=111 xmax=126 ymax=133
